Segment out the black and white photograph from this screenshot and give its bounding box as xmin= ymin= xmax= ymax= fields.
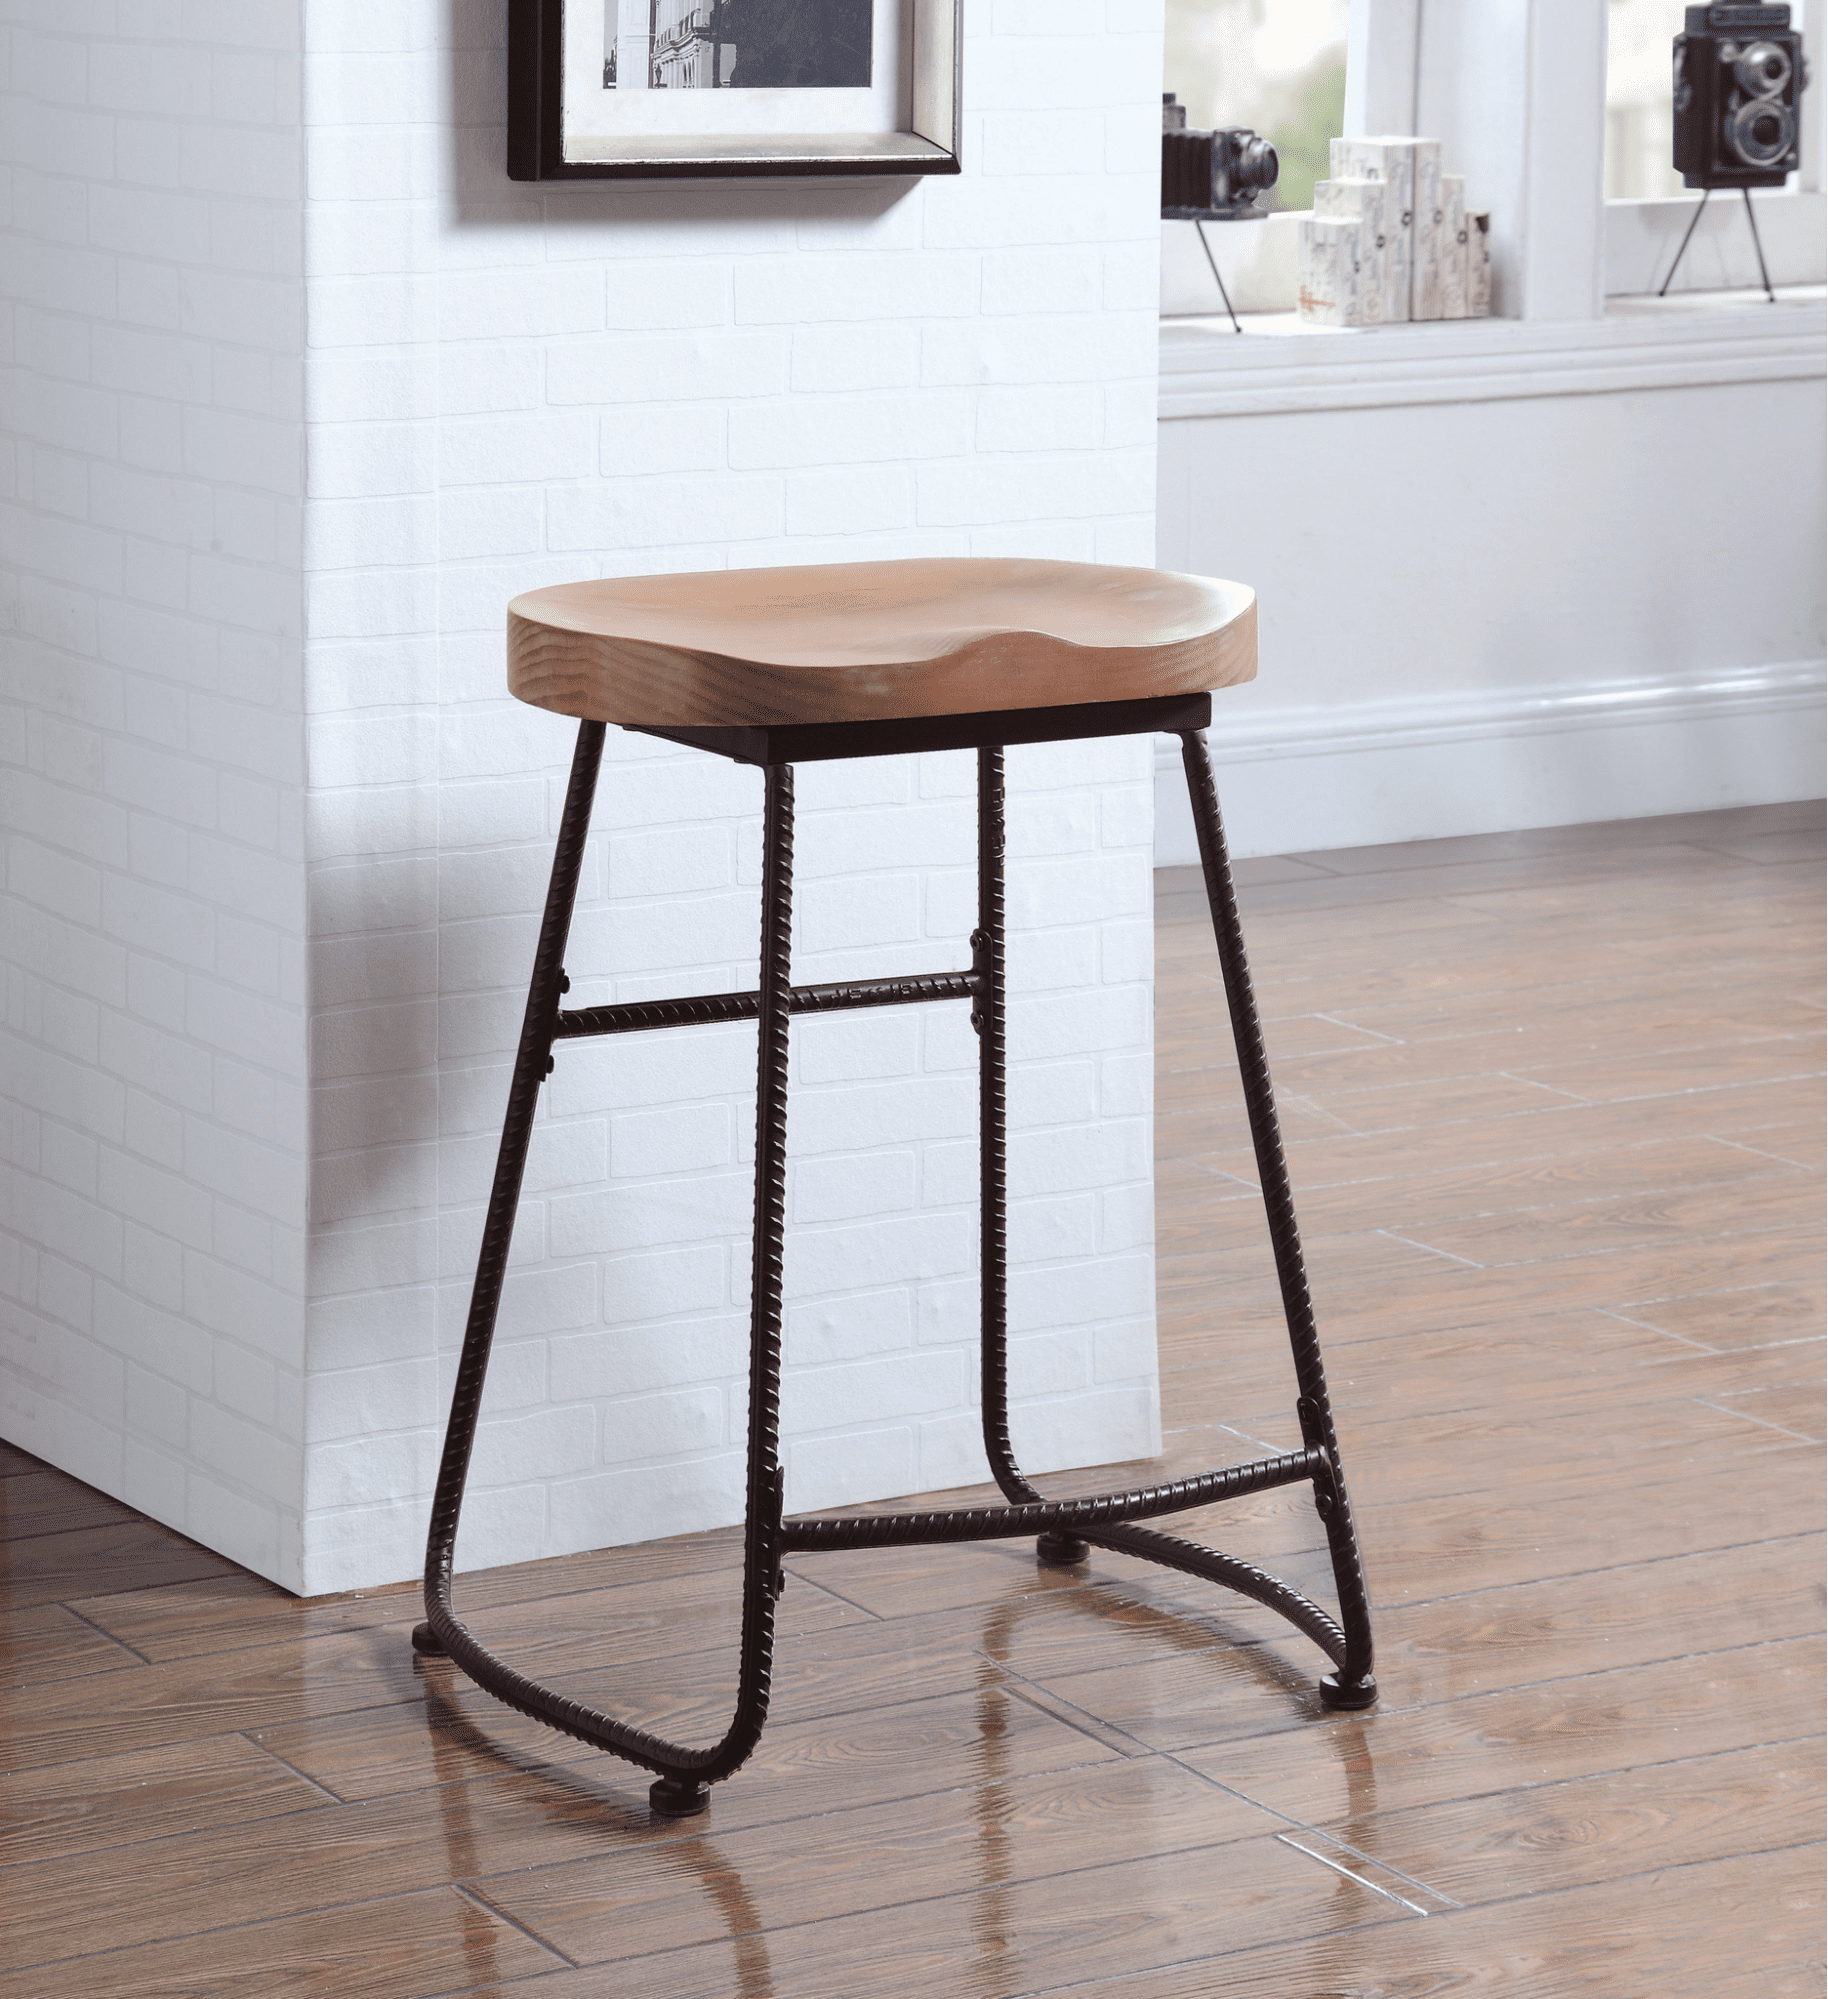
xmin=528 ymin=0 xmax=958 ymax=178
xmin=605 ymin=0 xmax=873 ymax=92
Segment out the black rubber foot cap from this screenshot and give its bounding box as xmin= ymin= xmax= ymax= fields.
xmin=650 ymin=1777 xmax=711 ymax=1818
xmin=1035 ymin=1531 xmax=1090 ymax=1567
xmin=1318 ymin=1670 xmax=1378 ymax=1711
xmin=410 ymin=1622 xmax=447 ymax=1657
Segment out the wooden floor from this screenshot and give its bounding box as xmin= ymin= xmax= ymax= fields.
xmin=2 ymin=800 xmax=1823 ymax=1997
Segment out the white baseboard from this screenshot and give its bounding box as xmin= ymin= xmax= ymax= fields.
xmin=1156 ymin=660 xmax=1828 ymax=864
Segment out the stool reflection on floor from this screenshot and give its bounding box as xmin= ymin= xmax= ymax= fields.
xmin=409 ymin=559 xmax=1377 ymax=1817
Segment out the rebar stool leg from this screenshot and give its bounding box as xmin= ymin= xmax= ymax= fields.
xmin=651 ymin=760 xmax=798 ymax=1813
xmin=414 ymin=722 xmax=606 ymax=1664
xmin=1179 ymin=729 xmax=1376 ymax=1708
xmin=967 ymin=748 xmax=1089 ymax=1566
xmin=414 ymin=731 xmax=797 ymax=1814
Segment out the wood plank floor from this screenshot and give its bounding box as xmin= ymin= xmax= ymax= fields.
xmin=3 ymin=798 xmax=1822 ymax=1997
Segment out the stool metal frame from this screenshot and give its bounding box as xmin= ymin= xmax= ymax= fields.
xmin=412 ymin=692 xmax=1377 ymax=1817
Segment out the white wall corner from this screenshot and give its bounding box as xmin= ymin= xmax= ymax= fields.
xmin=6 ymin=0 xmax=1171 ymax=1599
xmin=0 ymin=9 xmax=314 ymax=1589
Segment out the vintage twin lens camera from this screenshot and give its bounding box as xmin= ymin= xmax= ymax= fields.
xmin=1673 ymin=3 xmax=1807 ymax=188
xmin=1161 ymin=93 xmax=1279 ymax=219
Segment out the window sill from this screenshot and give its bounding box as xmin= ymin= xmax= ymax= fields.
xmin=1158 ymin=285 xmax=1826 ymax=419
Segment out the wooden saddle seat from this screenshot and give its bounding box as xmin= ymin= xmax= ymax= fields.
xmin=507 ymin=555 xmax=1258 ymax=727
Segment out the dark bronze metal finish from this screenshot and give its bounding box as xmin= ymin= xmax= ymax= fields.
xmin=414 ymin=705 xmax=1376 ymax=1810
xmin=1178 ymin=731 xmax=1376 ymax=1708
xmin=649 ymin=1776 xmax=712 ymax=1817
xmin=554 ymin=970 xmax=980 ymax=1042
xmin=625 ymin=691 xmax=1212 ymax=768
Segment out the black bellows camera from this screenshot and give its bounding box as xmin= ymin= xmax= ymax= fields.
xmin=1161 ymin=93 xmax=1279 ymax=219
xmin=1674 ymin=3 xmax=1807 ymax=188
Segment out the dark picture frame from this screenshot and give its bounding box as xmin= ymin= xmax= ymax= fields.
xmin=507 ymin=0 xmax=962 ymax=182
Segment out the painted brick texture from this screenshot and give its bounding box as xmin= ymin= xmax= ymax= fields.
xmin=0 ymin=6 xmax=311 ymax=1585
xmin=4 ymin=0 xmax=1166 ymax=1597
xmin=299 ymin=0 xmax=1164 ymax=1594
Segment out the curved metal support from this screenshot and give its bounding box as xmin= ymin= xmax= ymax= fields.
xmin=1084 ymin=1520 xmax=1347 ymax=1662
xmin=417 ymin=735 xmax=798 ymax=1810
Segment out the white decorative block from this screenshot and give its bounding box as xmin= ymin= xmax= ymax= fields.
xmin=1297 ymin=217 xmax=1364 ymax=327
xmin=1468 ymin=211 xmax=1493 ymax=316
xmin=1330 ymin=136 xmax=1417 ymax=323
xmin=1441 ymin=176 xmax=1469 ymax=319
xmin=1410 ymin=140 xmax=1445 ymax=321
xmin=1313 ymin=178 xmax=1391 ymax=325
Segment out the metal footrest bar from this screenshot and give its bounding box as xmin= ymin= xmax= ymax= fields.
xmin=778 ymin=1447 xmax=1325 ymax=1553
xmin=555 ymin=968 xmax=979 ymax=1040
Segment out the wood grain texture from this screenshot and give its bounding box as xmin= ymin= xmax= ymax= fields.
xmin=0 ymin=800 xmax=1819 ymax=1996
xmin=0 ymin=1473 xmax=142 ymax=1543
xmin=1704 ymin=1380 xmax=1826 ymax=1440
xmin=1177 ymin=1637 xmax=1825 ymax=1825
xmin=0 ymin=1518 xmax=238 ymax=1612
xmin=1350 ymin=1738 xmax=1825 ymax=1903
xmin=480 ymin=1758 xmax=1276 ymax=1962
xmin=0 ymin=1887 xmax=561 ymax=1999
xmin=1071 ymin=1847 xmax=1825 ymax=1997
xmin=0 ymin=1734 xmax=328 ymax=1868
xmin=506 ymin=557 xmax=1256 ymax=725
xmin=484 ymin=1830 xmax=1415 ymax=1998
xmin=0 ymin=1603 xmax=141 ymax=1690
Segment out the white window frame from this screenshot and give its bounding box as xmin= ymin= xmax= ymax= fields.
xmin=1161 ymin=0 xmax=1827 ymax=322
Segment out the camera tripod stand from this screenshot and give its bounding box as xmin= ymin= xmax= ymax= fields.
xmin=1658 ymin=186 xmax=1776 ymax=302
xmin=1176 ymin=213 xmax=1272 ymax=336
xmin=1193 ymin=220 xmax=1243 ymax=333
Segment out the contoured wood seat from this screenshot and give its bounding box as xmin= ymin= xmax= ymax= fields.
xmin=413 ymin=555 xmax=1377 ymax=1820
xmin=506 ymin=556 xmax=1258 ymax=726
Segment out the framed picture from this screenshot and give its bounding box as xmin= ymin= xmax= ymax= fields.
xmin=507 ymin=0 xmax=961 ymax=182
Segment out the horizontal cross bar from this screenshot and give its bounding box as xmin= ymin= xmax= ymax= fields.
xmin=555 ymin=969 xmax=980 ymax=1040
xmin=777 ymin=1447 xmax=1327 ymax=1554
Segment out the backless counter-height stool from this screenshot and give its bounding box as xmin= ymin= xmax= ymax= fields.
xmin=412 ymin=557 xmax=1377 ymax=1816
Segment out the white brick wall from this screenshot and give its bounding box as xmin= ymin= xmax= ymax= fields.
xmin=4 ymin=0 xmax=1167 ymax=1597
xmin=0 ymin=4 xmax=310 ymax=1585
